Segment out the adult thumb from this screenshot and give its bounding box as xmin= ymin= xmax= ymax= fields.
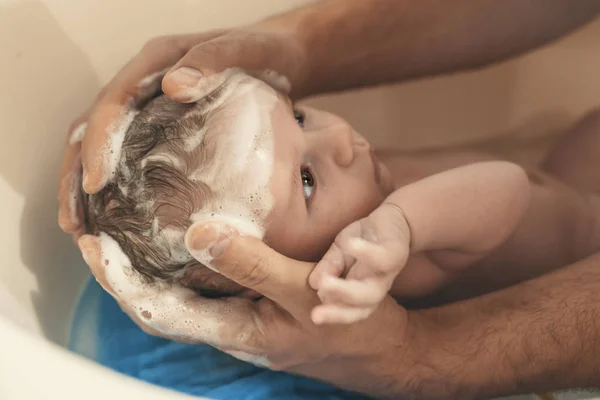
xmin=161 ymin=30 xmax=305 ymax=103
xmin=184 ymin=221 xmax=314 ymax=310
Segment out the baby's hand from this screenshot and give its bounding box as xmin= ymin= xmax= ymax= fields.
xmin=308 ymin=203 xmax=411 ymax=325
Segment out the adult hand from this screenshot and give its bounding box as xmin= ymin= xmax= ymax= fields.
xmin=78 ymin=222 xmax=423 ymax=399
xmin=58 ymin=23 xmax=308 ymax=237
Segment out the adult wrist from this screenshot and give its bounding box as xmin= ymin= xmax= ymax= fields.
xmin=251 ymin=9 xmax=314 ymax=99
xmin=396 ymin=309 xmax=472 ymax=400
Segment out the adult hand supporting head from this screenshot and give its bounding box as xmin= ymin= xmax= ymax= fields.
xmin=79 ymin=221 xmax=425 ymax=399
xmin=57 ymin=22 xmax=308 ymax=238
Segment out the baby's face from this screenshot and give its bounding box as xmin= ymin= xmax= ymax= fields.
xmin=193 ymin=76 xmax=393 ymax=263
xmin=262 ymin=98 xmax=394 ymax=261
xmin=86 ymin=72 xmax=392 ymax=298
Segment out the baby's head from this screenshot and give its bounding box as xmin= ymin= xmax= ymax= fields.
xmin=85 ymin=71 xmax=392 ymax=297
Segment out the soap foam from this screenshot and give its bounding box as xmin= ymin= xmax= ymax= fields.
xmin=69 ymin=122 xmax=88 ymax=145
xmin=136 ymin=68 xmax=170 ymax=91
xmin=257 ymin=69 xmax=291 ymax=94
xmin=183 ymin=71 xmax=278 ymax=269
xmin=98 ymin=233 xmax=226 ymax=346
xmin=100 ymin=108 xmax=138 ymax=184
xmin=92 ymin=71 xmax=280 ymax=352
xmin=225 ymin=350 xmax=271 ymax=368
xmin=134 ymin=68 xmax=170 ymax=105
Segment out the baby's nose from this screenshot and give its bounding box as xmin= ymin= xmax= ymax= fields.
xmin=328 ymin=126 xmax=355 ymax=167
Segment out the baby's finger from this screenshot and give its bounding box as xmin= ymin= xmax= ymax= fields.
xmin=343 ymin=237 xmax=406 ymax=279
xmin=317 ymin=276 xmax=386 ymax=307
xmin=309 ymin=243 xmax=347 ymax=290
xmin=311 ymin=304 xmax=375 ymax=325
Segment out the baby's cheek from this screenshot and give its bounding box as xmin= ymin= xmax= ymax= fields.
xmin=263 ymin=223 xmax=329 ymax=263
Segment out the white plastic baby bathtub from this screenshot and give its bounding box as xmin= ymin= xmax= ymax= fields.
xmin=1 ymin=1 xmax=600 ymax=399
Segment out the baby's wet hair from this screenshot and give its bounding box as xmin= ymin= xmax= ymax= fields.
xmin=85 ymin=92 xmax=221 ymax=284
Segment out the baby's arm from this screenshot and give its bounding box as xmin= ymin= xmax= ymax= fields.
xmin=395 ymin=161 xmax=530 ymax=259
xmin=309 ymin=161 xmax=530 ymax=324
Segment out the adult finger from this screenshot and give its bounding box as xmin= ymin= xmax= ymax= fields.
xmin=57 ymin=118 xmax=87 ymax=233
xmin=162 ymin=30 xmax=304 ymax=102
xmin=185 ymin=221 xmax=316 ymax=314
xmin=78 ymin=233 xmax=268 ymax=353
xmin=79 ymin=32 xmax=225 ymax=193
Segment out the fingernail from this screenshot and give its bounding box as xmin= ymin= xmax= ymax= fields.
xmin=169 ymin=67 xmax=203 ymax=87
xmin=82 ymin=170 xmax=94 ymax=194
xmin=209 ymin=235 xmax=231 ymax=258
xmin=190 ymin=225 xmax=218 ymax=251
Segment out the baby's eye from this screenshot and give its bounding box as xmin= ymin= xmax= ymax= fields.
xmin=294 ymin=109 xmax=305 ymax=128
xmin=301 ymin=168 xmax=315 ymax=200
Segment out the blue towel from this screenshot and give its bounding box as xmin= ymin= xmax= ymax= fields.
xmin=69 ymin=279 xmax=371 ymax=399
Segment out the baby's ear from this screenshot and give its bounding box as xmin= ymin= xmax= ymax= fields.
xmin=179 ymin=261 xmax=260 ymax=299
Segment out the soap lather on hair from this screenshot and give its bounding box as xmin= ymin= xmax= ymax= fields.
xmin=84 ymin=79 xmax=263 ymax=299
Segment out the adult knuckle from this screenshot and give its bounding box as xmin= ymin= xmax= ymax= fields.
xmin=229 ymin=253 xmax=269 ymax=288
xmin=143 ymin=35 xmax=173 ymax=51
xmin=188 ymin=41 xmax=222 ymax=62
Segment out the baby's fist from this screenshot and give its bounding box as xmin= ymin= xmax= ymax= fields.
xmin=309 ymin=202 xmax=411 ymax=325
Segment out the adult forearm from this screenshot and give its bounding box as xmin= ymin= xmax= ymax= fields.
xmin=261 ymin=0 xmax=600 ymax=97
xmin=410 ymin=252 xmax=600 ymax=399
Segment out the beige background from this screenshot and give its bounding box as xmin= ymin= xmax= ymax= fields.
xmin=0 ymin=1 xmax=598 ymax=399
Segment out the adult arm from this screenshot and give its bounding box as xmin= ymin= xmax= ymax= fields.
xmin=411 ymin=251 xmax=600 ymax=399
xmin=78 ymin=222 xmax=600 ymax=399
xmin=274 ymin=0 xmax=600 ymax=97
xmin=58 ymin=0 xmax=600 ymax=235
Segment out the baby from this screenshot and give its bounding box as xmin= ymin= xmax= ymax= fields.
xmin=84 ymin=70 xmax=600 ymax=325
